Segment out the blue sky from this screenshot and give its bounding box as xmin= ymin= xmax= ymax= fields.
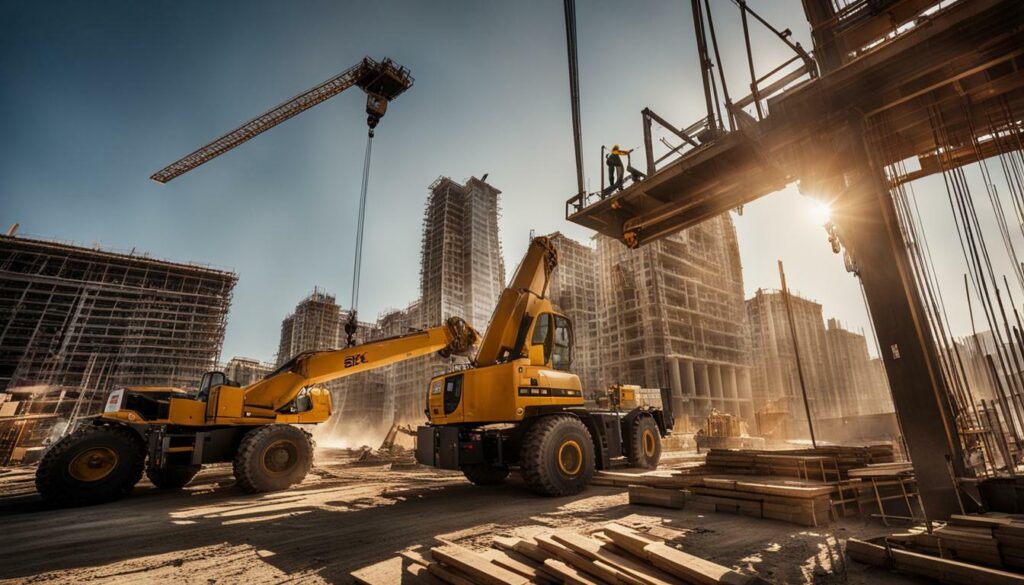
xmin=2 ymin=1 xmax=1017 ymax=364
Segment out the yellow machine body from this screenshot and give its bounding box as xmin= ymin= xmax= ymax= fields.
xmin=98 ymin=317 xmax=478 ymax=429
xmin=428 ymin=297 xmax=584 ymax=425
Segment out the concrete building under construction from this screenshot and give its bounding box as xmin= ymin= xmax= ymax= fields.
xmin=222 ymin=356 xmax=273 ymax=387
xmin=0 ymin=233 xmax=236 ymax=464
xmin=746 ymin=289 xmax=893 ymax=438
xmin=595 ymin=214 xmax=752 ymax=423
xmin=420 ymin=176 xmax=506 ymax=331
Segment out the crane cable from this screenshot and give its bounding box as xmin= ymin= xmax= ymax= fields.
xmin=345 ymin=131 xmax=374 ymax=347
xmin=564 ymin=0 xmax=585 ymax=198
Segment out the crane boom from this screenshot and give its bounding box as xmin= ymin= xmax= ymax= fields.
xmin=150 ymin=57 xmax=413 ymax=183
xmin=475 ymin=237 xmax=559 ymax=367
xmin=243 ymin=316 xmax=477 ymax=412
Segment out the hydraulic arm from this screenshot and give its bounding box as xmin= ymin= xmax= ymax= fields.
xmin=244 ymin=316 xmax=478 ymax=413
xmin=474 ymin=237 xmax=559 ymax=367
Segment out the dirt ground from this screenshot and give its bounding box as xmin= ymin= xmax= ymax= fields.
xmin=0 ymin=449 xmax=929 ymax=585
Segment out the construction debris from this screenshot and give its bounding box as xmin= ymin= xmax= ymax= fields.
xmin=351 ymin=522 xmax=769 ymax=585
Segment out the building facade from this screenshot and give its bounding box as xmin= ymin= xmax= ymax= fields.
xmin=0 ymin=233 xmax=236 ymax=464
xmin=420 ymin=176 xmax=505 ymax=331
xmin=595 ymin=214 xmax=753 ymax=423
xmin=223 ymin=356 xmax=273 ymax=387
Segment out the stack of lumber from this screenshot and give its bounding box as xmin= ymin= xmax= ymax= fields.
xmin=351 ymin=522 xmax=769 ymax=584
xmin=847 ymin=532 xmax=1024 ymax=585
xmin=704 ymin=445 xmax=895 ymax=480
xmin=880 ymin=514 xmax=1024 ymax=571
xmin=621 ymin=473 xmax=844 ymax=527
xmin=685 ymin=477 xmax=833 ymax=527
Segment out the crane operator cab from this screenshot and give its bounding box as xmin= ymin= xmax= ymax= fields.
xmin=417 ymin=298 xmax=674 ymax=496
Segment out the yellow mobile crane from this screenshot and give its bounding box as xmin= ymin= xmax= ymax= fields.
xmin=35 ymin=318 xmax=477 ymax=506
xmin=417 ymin=236 xmax=674 ymax=496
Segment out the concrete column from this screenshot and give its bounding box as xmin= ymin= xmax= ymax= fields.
xmin=709 ymin=365 xmax=723 ymax=401
xmin=669 ymin=358 xmax=683 ymax=400
xmin=724 ymin=366 xmax=738 ymax=401
xmin=697 ymin=363 xmax=711 ymax=416
xmin=682 ymin=359 xmax=697 ymax=418
xmin=739 ymin=368 xmax=753 ymax=399
xmin=668 ymin=357 xmax=685 ymax=424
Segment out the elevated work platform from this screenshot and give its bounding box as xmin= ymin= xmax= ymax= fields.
xmin=567 ymin=0 xmax=1024 ymax=248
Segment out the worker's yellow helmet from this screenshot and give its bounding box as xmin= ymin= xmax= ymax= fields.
xmin=613 ymin=144 xmax=620 ymax=150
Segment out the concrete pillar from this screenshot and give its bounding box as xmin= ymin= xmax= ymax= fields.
xmin=724 ymin=366 xmax=738 ymax=401
xmin=697 ymin=363 xmax=711 ymax=416
xmin=682 ymin=359 xmax=697 ymax=417
xmin=708 ymin=364 xmax=724 ymax=409
xmin=669 ymin=357 xmax=683 ymax=399
xmin=739 ymin=368 xmax=753 ymax=399
xmin=668 ymin=357 xmax=685 ymax=424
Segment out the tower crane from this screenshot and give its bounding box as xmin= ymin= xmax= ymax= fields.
xmin=150 ymin=56 xmax=414 ymax=344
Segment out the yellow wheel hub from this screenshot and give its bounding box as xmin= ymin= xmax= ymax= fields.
xmin=557 ymin=440 xmax=583 ymax=476
xmin=643 ymin=430 xmax=657 ymax=458
xmin=261 ymin=440 xmax=298 ymax=475
xmin=69 ymin=447 xmax=119 ymax=482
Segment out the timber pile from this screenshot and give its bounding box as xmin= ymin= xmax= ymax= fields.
xmin=880 ymin=514 xmax=1024 ymax=571
xmin=846 ymin=514 xmax=1024 ymax=585
xmin=704 ymin=445 xmax=895 ymax=480
xmin=625 ymin=476 xmax=835 ymax=527
xmin=351 ymin=522 xmax=770 ymax=584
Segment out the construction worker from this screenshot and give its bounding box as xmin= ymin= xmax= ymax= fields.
xmin=606 ymin=144 xmax=633 ymax=191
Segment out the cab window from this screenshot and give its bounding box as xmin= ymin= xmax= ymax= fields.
xmin=551 ymin=316 xmax=573 ymax=371
xmin=531 ymin=313 xmax=550 ymax=346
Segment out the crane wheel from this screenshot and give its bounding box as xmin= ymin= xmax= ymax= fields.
xmin=627 ymin=415 xmax=662 ymax=469
xmin=146 ymin=465 xmax=201 ymax=490
xmin=520 ymin=415 xmax=595 ymax=496
xmin=233 ymin=425 xmax=313 ymax=493
xmin=462 ymin=464 xmax=510 ymax=486
xmin=35 ymin=424 xmax=145 ymax=507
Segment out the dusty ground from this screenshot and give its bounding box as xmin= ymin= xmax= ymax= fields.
xmin=0 ymin=450 xmax=927 ymax=585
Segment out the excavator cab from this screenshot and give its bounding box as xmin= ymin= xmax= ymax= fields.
xmin=195 ymin=371 xmax=235 ymax=402
xmin=529 ymin=312 xmax=574 ymax=371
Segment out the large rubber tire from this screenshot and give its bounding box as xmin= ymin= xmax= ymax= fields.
xmin=520 ymin=415 xmax=595 ymax=496
xmin=146 ymin=465 xmax=201 ymax=490
xmin=462 ymin=464 xmax=510 ymax=486
xmin=35 ymin=424 xmax=146 ymax=507
xmin=628 ymin=415 xmax=662 ymax=469
xmin=233 ymin=425 xmax=313 ymax=493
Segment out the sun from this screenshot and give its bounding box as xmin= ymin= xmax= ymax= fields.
xmin=811 ymin=201 xmax=831 ymax=225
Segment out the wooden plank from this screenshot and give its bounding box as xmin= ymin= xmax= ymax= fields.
xmin=400 ymin=549 xmax=476 ymax=585
xmin=629 ymin=485 xmax=686 ymax=509
xmin=406 ymin=562 xmax=448 ymax=585
xmin=492 ymin=536 xmax=522 ymax=551
xmin=427 ymin=562 xmax=477 ymax=585
xmin=603 ymin=524 xmax=761 ymax=585
xmin=845 ymin=538 xmax=889 ymax=566
xmin=543 ymin=559 xmax=604 ymax=585
xmin=513 ymin=540 xmax=555 ymax=565
xmin=550 ymin=530 xmax=678 ymax=585
xmin=481 ymin=549 xmax=555 ymax=583
xmin=431 ymin=544 xmax=530 ymax=585
xmin=890 ymin=548 xmax=1024 ymax=585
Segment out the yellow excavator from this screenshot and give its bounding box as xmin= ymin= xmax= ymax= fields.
xmin=36 ymin=237 xmax=672 ymax=505
xmin=35 ymin=317 xmax=477 ymax=506
xmin=419 ymin=236 xmax=673 ymax=495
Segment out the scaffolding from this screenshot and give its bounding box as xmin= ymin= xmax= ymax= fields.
xmin=595 ymin=214 xmax=753 ymax=424
xmin=0 ymin=233 xmax=236 ymax=464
